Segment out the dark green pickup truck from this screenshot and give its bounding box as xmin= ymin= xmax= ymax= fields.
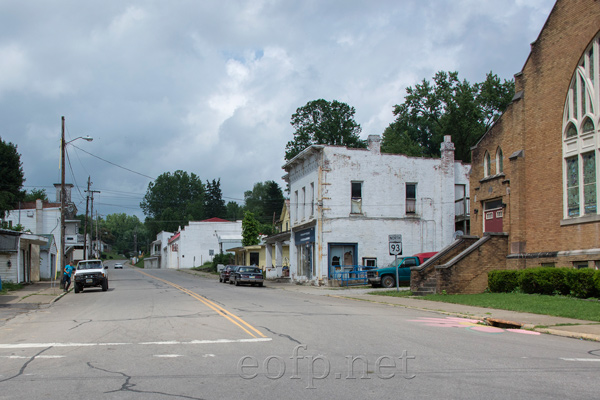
xmin=367 ymin=252 xmax=437 ymax=288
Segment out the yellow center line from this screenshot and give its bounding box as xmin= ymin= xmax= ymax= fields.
xmin=135 ymin=269 xmax=266 ymax=338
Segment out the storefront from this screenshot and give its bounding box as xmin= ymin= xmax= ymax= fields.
xmin=294 ymin=227 xmax=315 ymax=280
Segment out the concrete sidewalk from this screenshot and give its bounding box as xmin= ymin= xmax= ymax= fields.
xmin=263 ymin=280 xmax=600 ymax=342
xmin=0 ymin=281 xmax=68 ymax=306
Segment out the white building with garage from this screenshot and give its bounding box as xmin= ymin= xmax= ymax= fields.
xmin=282 ymin=134 xmax=470 ymax=285
xmin=165 ymin=218 xmax=242 ymax=269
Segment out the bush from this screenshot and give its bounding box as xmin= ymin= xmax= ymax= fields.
xmin=595 ymin=271 xmax=600 ymax=295
xmin=565 ymin=269 xmax=598 ymax=298
xmin=211 ymin=253 xmax=234 ymax=273
xmin=488 ymin=270 xmax=519 ymax=293
xmin=517 ymin=267 xmax=569 ymax=295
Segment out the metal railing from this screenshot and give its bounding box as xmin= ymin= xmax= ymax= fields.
xmin=331 ymin=265 xmax=370 ymax=286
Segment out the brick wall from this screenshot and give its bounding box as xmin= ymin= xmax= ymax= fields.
xmin=437 ymin=234 xmax=509 ymax=294
xmin=470 ymin=0 xmax=600 ymax=262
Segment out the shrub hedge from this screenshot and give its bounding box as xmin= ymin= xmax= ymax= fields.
xmin=488 ymin=267 xmax=600 ymax=298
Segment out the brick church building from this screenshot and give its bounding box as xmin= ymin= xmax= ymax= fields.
xmin=470 ymin=0 xmax=600 ymax=269
xmin=411 ymin=0 xmax=600 ymax=294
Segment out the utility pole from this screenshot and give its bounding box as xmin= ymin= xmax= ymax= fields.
xmin=83 ymin=177 xmax=91 ymax=259
xmin=60 ymin=117 xmax=66 ymax=288
xmin=89 ymin=189 xmax=101 ymax=258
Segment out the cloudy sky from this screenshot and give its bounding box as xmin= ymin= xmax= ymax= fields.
xmin=1 ymin=0 xmax=556 ymax=220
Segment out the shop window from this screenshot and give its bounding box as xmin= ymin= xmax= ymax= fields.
xmin=363 ymin=258 xmax=377 ymax=268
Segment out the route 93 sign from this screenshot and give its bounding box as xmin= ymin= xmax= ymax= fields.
xmin=389 ymin=234 xmax=403 ymax=255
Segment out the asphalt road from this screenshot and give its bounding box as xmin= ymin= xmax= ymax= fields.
xmin=0 ymin=263 xmax=599 ymax=399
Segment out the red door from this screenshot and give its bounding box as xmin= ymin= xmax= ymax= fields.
xmin=484 ymin=200 xmax=503 ymax=233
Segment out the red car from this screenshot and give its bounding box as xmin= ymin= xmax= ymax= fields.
xmin=219 ymin=265 xmax=236 ymax=283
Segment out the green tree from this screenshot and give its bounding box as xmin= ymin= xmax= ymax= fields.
xmin=205 ymin=179 xmax=227 ymax=219
xmin=0 ymin=137 xmax=25 ymax=219
xmin=242 ymin=211 xmax=261 ymax=246
xmin=226 ymin=201 xmax=244 ymax=221
xmin=140 ymin=170 xmax=205 ymax=237
xmin=23 ymin=188 xmax=48 ymax=202
xmin=243 ymin=181 xmax=285 ymax=235
xmin=285 ymin=99 xmax=365 ymax=160
xmin=381 ymin=71 xmax=514 ymax=162
xmin=100 ymin=213 xmax=148 ymax=255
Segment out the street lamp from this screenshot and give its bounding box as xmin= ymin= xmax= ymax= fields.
xmin=60 ymin=116 xmax=93 ymax=288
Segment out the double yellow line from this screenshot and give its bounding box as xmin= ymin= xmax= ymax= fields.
xmin=136 ymin=269 xmax=266 ymax=339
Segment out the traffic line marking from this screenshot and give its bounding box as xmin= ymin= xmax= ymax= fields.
xmin=0 ymin=337 xmax=272 ymax=349
xmin=135 ymin=269 xmax=266 ymax=339
xmin=560 ymin=358 xmax=600 ymax=362
xmin=1 ymin=355 xmax=65 ymax=359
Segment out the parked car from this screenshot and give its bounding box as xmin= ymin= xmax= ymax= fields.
xmin=367 ymin=252 xmax=437 ymax=288
xmin=219 ymin=265 xmax=236 ymax=283
xmin=229 ymin=266 xmax=264 ymax=287
xmin=114 ymin=262 xmax=123 ymax=269
xmin=74 ymin=259 xmax=109 ymax=293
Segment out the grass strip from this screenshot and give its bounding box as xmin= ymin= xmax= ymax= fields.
xmin=422 ymin=292 xmax=600 ymax=322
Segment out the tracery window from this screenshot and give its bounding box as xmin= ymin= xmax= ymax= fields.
xmin=496 ymin=147 xmax=504 ymax=174
xmin=484 ymin=151 xmax=491 ymax=177
xmin=563 ymin=33 xmax=599 ymax=219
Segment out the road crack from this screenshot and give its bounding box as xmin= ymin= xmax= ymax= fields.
xmin=87 ymin=362 xmax=206 ymax=399
xmin=260 ymin=327 xmax=301 ymax=344
xmin=0 ymin=347 xmax=51 ymax=383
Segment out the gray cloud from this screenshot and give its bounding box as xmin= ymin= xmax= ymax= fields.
xmin=0 ymin=0 xmax=555 ymax=219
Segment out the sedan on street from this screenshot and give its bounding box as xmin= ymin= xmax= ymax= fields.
xmin=229 ymin=266 xmax=264 ymax=287
xmin=219 ymin=265 xmax=236 ymax=283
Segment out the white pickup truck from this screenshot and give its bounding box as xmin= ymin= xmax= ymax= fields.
xmin=74 ymin=259 xmax=109 ymax=293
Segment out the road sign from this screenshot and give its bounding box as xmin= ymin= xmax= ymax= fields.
xmin=389 ymin=234 xmax=402 ymax=255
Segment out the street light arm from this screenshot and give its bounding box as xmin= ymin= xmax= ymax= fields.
xmin=65 ymin=135 xmax=93 ymax=145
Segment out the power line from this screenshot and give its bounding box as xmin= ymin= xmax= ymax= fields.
xmin=70 ymin=144 xmax=156 ymax=180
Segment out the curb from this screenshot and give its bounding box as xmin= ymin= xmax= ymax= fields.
xmin=333 ymin=294 xmax=600 ymax=342
xmin=50 ymin=288 xmax=71 ymax=304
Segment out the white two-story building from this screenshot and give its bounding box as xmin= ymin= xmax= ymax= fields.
xmin=282 ymin=134 xmax=470 ymax=285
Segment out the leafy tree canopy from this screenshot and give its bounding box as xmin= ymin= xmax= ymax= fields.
xmin=242 ymin=211 xmax=261 ymax=246
xmin=0 ymin=137 xmax=25 ymax=219
xmin=24 ymin=188 xmax=48 ymax=202
xmin=141 ymin=170 xmax=206 ymax=237
xmin=285 ymin=99 xmax=365 ymax=160
xmin=244 ymin=181 xmax=285 ymax=235
xmin=381 ymin=71 xmax=514 ymax=162
xmin=205 ymin=179 xmax=227 ymax=219
xmin=226 ymin=201 xmax=244 ymax=221
xmin=100 ymin=213 xmax=148 ymax=255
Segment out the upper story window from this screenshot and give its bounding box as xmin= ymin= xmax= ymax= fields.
xmin=301 ymin=187 xmax=306 ymax=221
xmin=351 ymin=181 xmax=362 ymax=214
xmin=310 ymin=182 xmax=315 ymax=217
xmin=496 ymin=147 xmax=504 ymax=174
xmin=484 ymin=151 xmax=491 ymax=177
xmin=563 ymin=33 xmax=599 ymax=219
xmin=406 ymin=183 xmax=416 ymax=214
xmin=294 ymin=190 xmax=299 ymax=222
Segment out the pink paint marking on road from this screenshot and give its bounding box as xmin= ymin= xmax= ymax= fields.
xmin=408 ymin=317 xmax=541 ymax=336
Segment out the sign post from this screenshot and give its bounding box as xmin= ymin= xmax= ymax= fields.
xmin=389 ymin=235 xmax=402 ymax=292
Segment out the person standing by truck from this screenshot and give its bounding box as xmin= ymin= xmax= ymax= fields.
xmin=63 ymin=263 xmax=75 ymax=292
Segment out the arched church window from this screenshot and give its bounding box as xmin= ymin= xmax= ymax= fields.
xmin=563 ymin=33 xmax=599 ymax=219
